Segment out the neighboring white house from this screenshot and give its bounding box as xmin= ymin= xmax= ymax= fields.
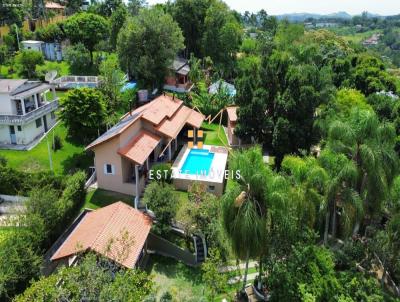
xmin=0 ymin=79 xmax=59 ymax=149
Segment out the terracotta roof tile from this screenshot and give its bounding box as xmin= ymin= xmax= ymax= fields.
xmin=86 ymin=95 xmax=204 ymax=149
xmin=142 ymin=95 xmax=183 ymax=125
xmin=118 ymin=130 xmax=161 ymax=165
xmin=187 ymin=109 xmax=204 ymax=128
xmin=51 ymin=202 xmax=152 ymax=268
xmin=156 ymin=105 xmax=192 ymax=138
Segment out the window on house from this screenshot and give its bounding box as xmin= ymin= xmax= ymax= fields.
xmin=17 ymin=126 xmax=22 ymax=131
xmin=208 ymin=185 xmax=215 ymax=192
xmin=51 ymin=111 xmax=56 ymax=119
xmin=104 ymin=164 xmax=115 ymax=175
xmin=35 ymin=118 xmax=42 ymax=128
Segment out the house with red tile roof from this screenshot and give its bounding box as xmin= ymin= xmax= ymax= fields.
xmin=51 ymin=202 xmax=153 ymax=269
xmin=86 ymin=94 xmax=204 ymax=207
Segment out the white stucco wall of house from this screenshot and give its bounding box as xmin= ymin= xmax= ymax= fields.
xmin=0 ymin=93 xmax=13 ymax=115
xmin=0 ymin=125 xmax=10 ymax=144
xmin=0 ymin=111 xmax=57 ymax=146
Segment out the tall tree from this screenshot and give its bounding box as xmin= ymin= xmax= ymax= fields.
xmin=15 ymin=50 xmax=44 ymax=79
xmin=127 ymin=0 xmax=147 ymax=15
xmin=117 ymin=7 xmax=184 ymax=89
xmin=97 ymin=0 xmax=123 ymax=17
xmin=60 ymin=88 xmax=107 ymax=144
xmin=172 ymin=0 xmax=212 ymax=57
xmin=0 ymin=0 xmax=24 ymax=26
xmin=98 ymin=54 xmax=126 ymax=111
xmin=110 ymin=5 xmax=127 ymax=50
xmin=326 ymin=109 xmax=398 ymax=234
xmin=221 ymin=147 xmax=270 ymax=292
xmin=64 ymin=12 xmax=109 ymax=63
xmin=202 ymin=0 xmax=242 ymax=77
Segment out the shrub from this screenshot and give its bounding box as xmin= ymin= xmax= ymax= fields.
xmin=143 ymin=182 xmax=178 ymax=235
xmin=59 ymin=171 xmax=87 ymax=222
xmin=35 ymin=23 xmax=64 ymax=42
xmin=0 ymin=156 xmax=7 ymax=167
xmin=0 ymin=165 xmax=64 ymax=196
xmin=15 ymin=50 xmax=44 ymax=79
xmin=64 ymin=43 xmax=92 ymax=75
xmin=52 ymin=134 xmax=63 ymax=151
xmin=60 ymin=88 xmax=107 ymax=144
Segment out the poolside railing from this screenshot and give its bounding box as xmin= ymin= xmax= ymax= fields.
xmin=50 ymin=76 xmax=100 ymax=87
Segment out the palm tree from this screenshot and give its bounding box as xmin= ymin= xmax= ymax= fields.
xmin=221 ymin=146 xmax=270 ymax=292
xmin=325 ymin=109 xmax=398 ymax=235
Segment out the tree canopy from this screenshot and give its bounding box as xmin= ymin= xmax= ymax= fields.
xmin=117 ymin=7 xmax=184 ymax=89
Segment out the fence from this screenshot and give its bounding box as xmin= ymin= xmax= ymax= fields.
xmin=147 ymin=232 xmax=198 ymax=267
xmin=0 ymin=15 xmax=67 ymax=38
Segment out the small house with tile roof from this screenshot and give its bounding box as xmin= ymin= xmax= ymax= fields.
xmin=86 ymin=94 xmax=204 ymax=207
xmin=164 ymin=58 xmax=193 ymax=93
xmin=50 ymin=201 xmax=153 ymax=269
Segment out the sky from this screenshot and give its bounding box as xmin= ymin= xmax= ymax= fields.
xmin=146 ymin=0 xmax=400 ymax=16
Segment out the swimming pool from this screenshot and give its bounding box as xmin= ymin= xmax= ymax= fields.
xmin=63 ymin=82 xmax=98 ymax=89
xmin=180 ymin=149 xmax=214 ymax=175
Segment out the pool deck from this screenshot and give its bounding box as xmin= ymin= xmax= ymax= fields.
xmin=171 ymin=144 xmax=228 ymax=196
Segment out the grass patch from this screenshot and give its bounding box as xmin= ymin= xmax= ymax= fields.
xmin=329 ymin=27 xmax=382 ymax=44
xmin=202 ymin=123 xmax=228 ymax=146
xmin=147 ymin=255 xmax=242 ymax=301
xmin=45 ymin=90 xmax=67 ymax=102
xmin=0 ymin=123 xmax=93 ymax=175
xmin=0 ymin=227 xmax=16 ymax=244
xmin=147 ymin=255 xmax=205 ymax=300
xmin=83 ymin=188 xmax=134 ymax=210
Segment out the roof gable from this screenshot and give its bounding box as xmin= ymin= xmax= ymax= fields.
xmin=51 ymin=202 xmax=153 ymax=268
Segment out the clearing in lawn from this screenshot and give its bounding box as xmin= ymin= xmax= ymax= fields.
xmin=0 ymin=123 xmax=93 ymax=175
xmin=202 ymin=123 xmax=228 ymax=146
xmin=147 ymin=255 xmax=240 ymax=301
xmin=83 ymin=188 xmax=134 ymax=210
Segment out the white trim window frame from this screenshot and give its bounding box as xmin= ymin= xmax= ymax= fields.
xmin=104 ymin=163 xmax=115 ymax=175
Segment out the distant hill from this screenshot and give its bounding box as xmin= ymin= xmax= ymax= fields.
xmin=274 ymin=11 xmax=377 ymax=22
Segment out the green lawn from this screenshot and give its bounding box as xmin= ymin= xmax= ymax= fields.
xmin=202 ymin=123 xmax=228 ymax=146
xmin=147 ymin=255 xmax=205 ymax=300
xmin=83 ymin=188 xmax=134 ymax=210
xmin=147 ymin=255 xmax=240 ymax=301
xmin=329 ymin=27 xmax=382 ymax=44
xmin=1 ymin=60 xmax=70 ymax=79
xmin=45 ymin=90 xmax=67 ymax=102
xmin=0 ymin=227 xmax=15 ymax=244
xmin=0 ymin=123 xmax=93 ymax=175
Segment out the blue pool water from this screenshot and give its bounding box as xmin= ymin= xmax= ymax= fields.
xmin=181 ymin=149 xmax=214 ymax=175
xmin=64 ymin=82 xmax=98 ymax=89
xmin=121 ymin=81 xmax=137 ymax=92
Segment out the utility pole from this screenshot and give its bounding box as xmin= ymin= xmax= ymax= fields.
xmin=15 ymin=24 xmax=20 ymax=50
xmin=47 ymin=135 xmax=53 ymax=172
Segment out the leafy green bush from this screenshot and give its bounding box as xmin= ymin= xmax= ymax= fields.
xmin=143 ymin=182 xmax=178 ymax=235
xmin=0 ymin=156 xmax=7 ymax=167
xmin=35 ymin=23 xmax=64 ymax=42
xmin=0 ymin=165 xmax=64 ymax=196
xmin=64 ymin=43 xmax=92 ymax=75
xmin=59 ymin=171 xmax=87 ymax=222
xmin=60 ymin=88 xmax=107 ymax=144
xmin=15 ymin=50 xmax=44 ymax=79
xmin=52 ymin=134 xmax=63 ymax=151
